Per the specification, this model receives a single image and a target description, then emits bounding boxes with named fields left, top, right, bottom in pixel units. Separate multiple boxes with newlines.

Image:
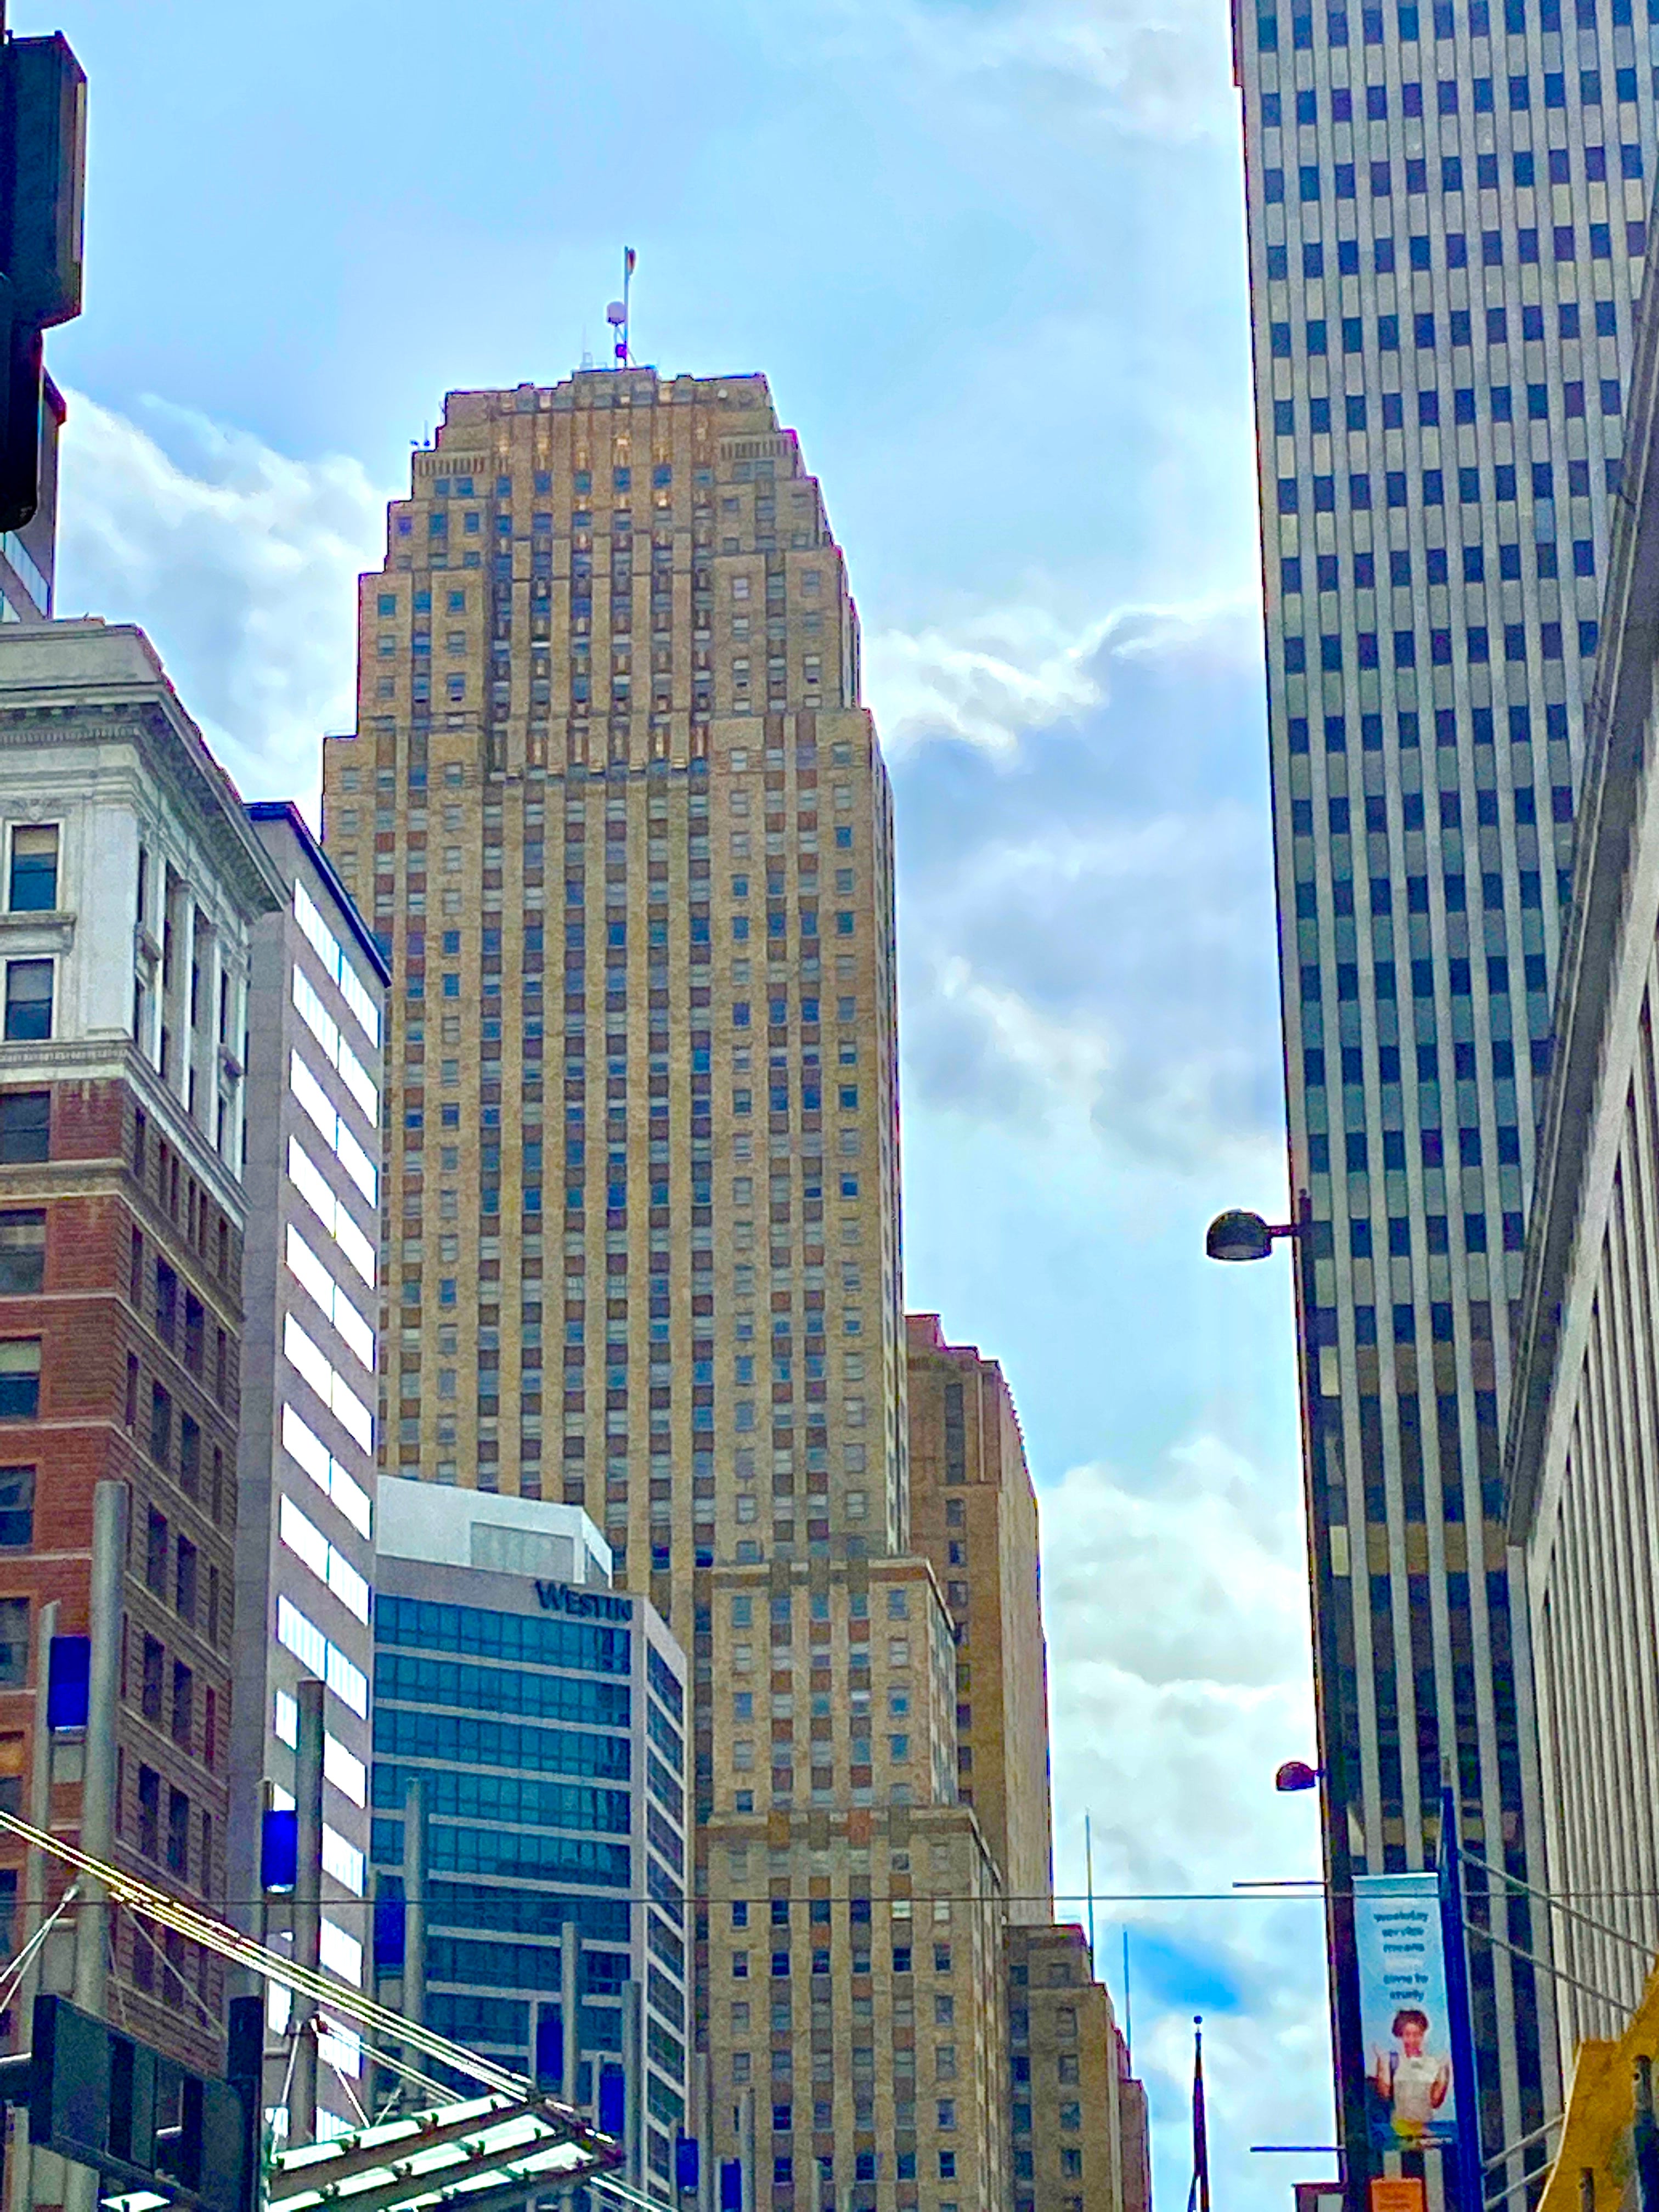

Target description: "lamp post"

left=1207, top=1195, right=1369, bottom=2212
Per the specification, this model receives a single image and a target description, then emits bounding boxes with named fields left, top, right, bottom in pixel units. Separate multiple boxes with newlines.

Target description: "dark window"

left=166, top=1786, right=189, bottom=1876
left=3, top=961, right=52, bottom=1042
left=183, top=1294, right=204, bottom=1378
left=0, top=1341, right=39, bottom=1420
left=175, top=1535, right=198, bottom=1624
left=0, top=1468, right=32, bottom=1548
left=0, top=1597, right=26, bottom=1685
left=150, top=1384, right=171, bottom=1467
left=141, top=1634, right=163, bottom=1723
left=178, top=1415, right=200, bottom=1500
left=171, top=1661, right=193, bottom=1750
left=137, top=1765, right=160, bottom=1859
left=0, top=1093, right=47, bottom=1165
left=0, top=1211, right=44, bottom=1296
left=145, top=1508, right=168, bottom=1596
left=7, top=828, right=57, bottom=915
left=155, top=1263, right=178, bottom=1350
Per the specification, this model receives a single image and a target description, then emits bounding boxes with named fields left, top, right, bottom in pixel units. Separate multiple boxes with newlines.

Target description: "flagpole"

left=1085, top=1815, right=1096, bottom=1973
left=1192, top=2014, right=1212, bottom=2212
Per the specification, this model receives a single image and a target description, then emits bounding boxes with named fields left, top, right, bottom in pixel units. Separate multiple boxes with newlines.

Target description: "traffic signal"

left=0, top=30, right=84, bottom=531
left=27, top=1994, right=254, bottom=2212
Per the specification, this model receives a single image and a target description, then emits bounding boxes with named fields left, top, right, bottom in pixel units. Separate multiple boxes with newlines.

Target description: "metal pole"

left=13, top=1597, right=57, bottom=2212
left=1634, top=2056, right=1659, bottom=2212
left=1290, top=1192, right=1368, bottom=2212
left=1085, top=1814, right=1095, bottom=1974
left=693, top=2050, right=711, bottom=2212
left=73, top=1484, right=125, bottom=2013
left=1438, top=1777, right=1485, bottom=2212
left=20, top=1598, right=58, bottom=1999
left=289, top=1677, right=325, bottom=2148
left=561, top=1919, right=578, bottom=2108
left=402, top=1779, right=425, bottom=2034
left=624, top=1978, right=642, bottom=2189
left=65, top=1485, right=126, bottom=2212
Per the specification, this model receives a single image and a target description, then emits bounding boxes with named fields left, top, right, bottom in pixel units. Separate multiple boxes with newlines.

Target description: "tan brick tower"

left=323, top=368, right=1030, bottom=2210
left=321, top=371, right=904, bottom=1596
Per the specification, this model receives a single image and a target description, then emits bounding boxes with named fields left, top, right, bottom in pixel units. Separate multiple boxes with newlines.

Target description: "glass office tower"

left=1234, top=0, right=1657, bottom=2185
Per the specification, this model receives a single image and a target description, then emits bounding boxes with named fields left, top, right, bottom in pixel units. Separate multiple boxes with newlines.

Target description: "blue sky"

left=40, top=0, right=1334, bottom=2194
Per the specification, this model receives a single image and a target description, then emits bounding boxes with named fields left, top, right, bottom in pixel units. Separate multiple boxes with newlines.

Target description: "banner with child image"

left=1354, top=1873, right=1461, bottom=2153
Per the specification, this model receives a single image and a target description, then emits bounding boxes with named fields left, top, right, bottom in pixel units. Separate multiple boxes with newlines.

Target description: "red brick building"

left=0, top=624, right=280, bottom=2077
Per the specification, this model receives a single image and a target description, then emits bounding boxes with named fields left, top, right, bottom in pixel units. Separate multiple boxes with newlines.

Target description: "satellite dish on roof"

left=606, top=301, right=627, bottom=326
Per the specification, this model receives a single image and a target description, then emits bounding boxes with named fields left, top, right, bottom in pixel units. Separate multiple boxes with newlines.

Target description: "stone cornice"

left=0, top=690, right=283, bottom=923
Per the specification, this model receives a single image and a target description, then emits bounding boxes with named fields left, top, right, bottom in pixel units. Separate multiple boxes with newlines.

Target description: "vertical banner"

left=1353, top=1873, right=1460, bottom=2152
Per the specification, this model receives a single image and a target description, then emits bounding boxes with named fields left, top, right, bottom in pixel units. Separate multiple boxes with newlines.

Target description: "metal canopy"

left=266, top=2090, right=619, bottom=2212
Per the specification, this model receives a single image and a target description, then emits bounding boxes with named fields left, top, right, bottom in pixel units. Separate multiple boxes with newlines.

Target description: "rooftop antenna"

left=606, top=247, right=636, bottom=368
left=1085, top=1814, right=1096, bottom=1974
left=1123, top=1928, right=1133, bottom=2069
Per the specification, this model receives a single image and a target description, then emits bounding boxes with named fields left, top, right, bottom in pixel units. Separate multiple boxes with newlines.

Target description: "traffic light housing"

left=26, top=1994, right=255, bottom=2212
left=0, top=30, right=84, bottom=531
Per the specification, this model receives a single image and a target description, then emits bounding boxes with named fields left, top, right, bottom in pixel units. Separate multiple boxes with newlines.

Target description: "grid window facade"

left=1235, top=0, right=1659, bottom=2166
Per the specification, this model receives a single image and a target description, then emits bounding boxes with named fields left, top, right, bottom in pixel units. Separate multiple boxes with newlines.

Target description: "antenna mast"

left=606, top=247, right=636, bottom=368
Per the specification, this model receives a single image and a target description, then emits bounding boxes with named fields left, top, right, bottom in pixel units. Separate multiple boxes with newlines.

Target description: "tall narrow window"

left=0, top=1342, right=41, bottom=1420
left=140, top=1634, right=162, bottom=1722
left=174, top=1534, right=197, bottom=1623
left=145, top=1506, right=167, bottom=1595
left=170, top=1661, right=193, bottom=1750
left=0, top=1598, right=26, bottom=1685
left=166, top=1787, right=189, bottom=1876
left=149, top=1383, right=171, bottom=1466
left=3, top=961, right=52, bottom=1042
left=8, top=827, right=58, bottom=913
left=0, top=1212, right=44, bottom=1295
left=0, top=1469, right=33, bottom=1548
left=178, top=1415, right=200, bottom=1500
left=137, top=1765, right=160, bottom=1859
left=0, top=1093, right=47, bottom=1164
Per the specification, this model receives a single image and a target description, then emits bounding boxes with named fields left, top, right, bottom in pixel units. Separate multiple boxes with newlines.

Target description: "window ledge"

left=0, top=912, right=72, bottom=951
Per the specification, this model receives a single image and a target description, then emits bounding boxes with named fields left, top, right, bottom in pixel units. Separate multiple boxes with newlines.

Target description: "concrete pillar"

left=561, top=1919, right=578, bottom=2107
left=289, top=1677, right=325, bottom=2147
left=65, top=1486, right=127, bottom=2212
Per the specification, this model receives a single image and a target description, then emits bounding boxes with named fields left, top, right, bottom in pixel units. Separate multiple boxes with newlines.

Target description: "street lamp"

left=1204, top=1208, right=1298, bottom=1263
left=1207, top=1192, right=1368, bottom=2212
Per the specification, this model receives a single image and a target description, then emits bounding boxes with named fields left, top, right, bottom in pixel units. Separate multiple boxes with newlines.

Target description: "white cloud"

left=867, top=594, right=1259, bottom=756
left=808, top=0, right=1237, bottom=140
left=54, top=391, right=390, bottom=808
left=1041, top=1440, right=1333, bottom=2210
left=889, top=592, right=1280, bottom=1174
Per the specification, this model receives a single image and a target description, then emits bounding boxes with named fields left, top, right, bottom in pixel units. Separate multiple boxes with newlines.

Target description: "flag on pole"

left=625, top=247, right=636, bottom=277
left=1186, top=2016, right=1211, bottom=2212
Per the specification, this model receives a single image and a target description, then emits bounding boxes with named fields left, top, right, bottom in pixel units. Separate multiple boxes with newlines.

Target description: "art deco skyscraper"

left=321, top=369, right=904, bottom=1610
left=323, top=370, right=1032, bottom=2206
left=1235, top=0, right=1657, bottom=2183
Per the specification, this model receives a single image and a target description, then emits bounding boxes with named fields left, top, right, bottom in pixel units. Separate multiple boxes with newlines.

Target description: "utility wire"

left=98, top=1888, right=1335, bottom=1910
left=1465, top=1914, right=1628, bottom=2011
left=1483, top=2115, right=1562, bottom=2172
left=1465, top=1850, right=1659, bottom=1965
left=0, top=1806, right=605, bottom=2155
left=0, top=1880, right=78, bottom=2017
